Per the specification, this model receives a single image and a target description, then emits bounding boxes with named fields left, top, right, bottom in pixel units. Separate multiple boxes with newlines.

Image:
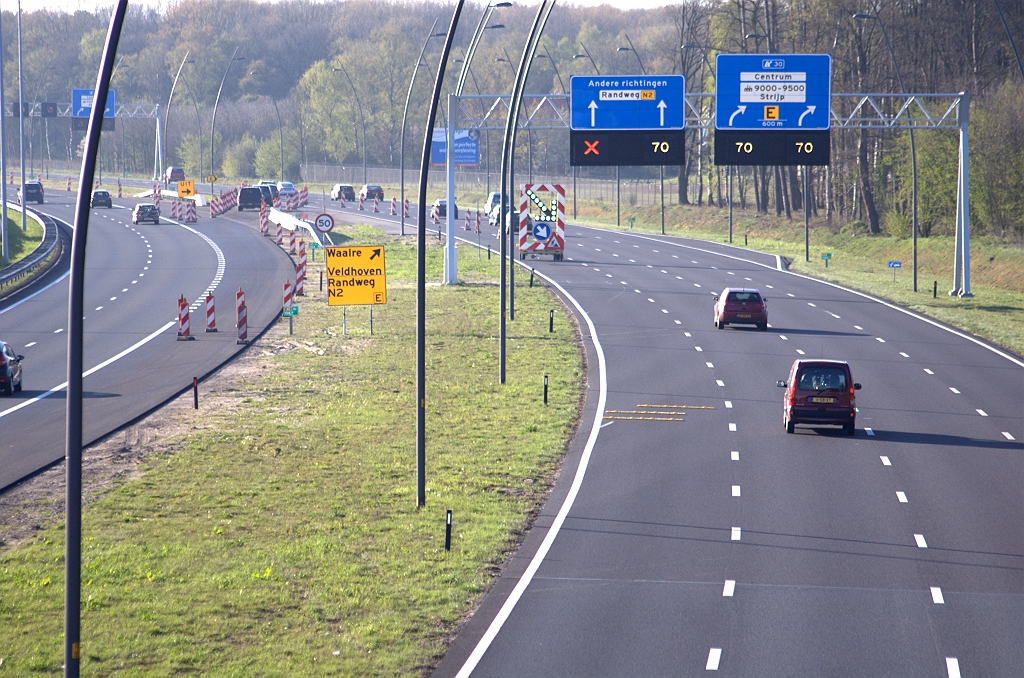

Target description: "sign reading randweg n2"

left=326, top=246, right=387, bottom=306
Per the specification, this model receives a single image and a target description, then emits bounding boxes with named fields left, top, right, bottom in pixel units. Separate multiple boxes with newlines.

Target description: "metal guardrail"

left=0, top=205, right=63, bottom=299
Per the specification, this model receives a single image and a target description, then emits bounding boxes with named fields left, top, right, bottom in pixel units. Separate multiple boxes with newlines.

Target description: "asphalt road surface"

left=0, top=184, right=296, bottom=490
left=386, top=212, right=1023, bottom=676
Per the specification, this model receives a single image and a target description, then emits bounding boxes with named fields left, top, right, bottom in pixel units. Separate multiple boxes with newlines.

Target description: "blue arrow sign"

left=533, top=222, right=551, bottom=241
left=72, top=88, right=116, bottom=119
left=715, top=54, right=831, bottom=131
left=570, top=75, right=684, bottom=131
left=888, top=261, right=902, bottom=268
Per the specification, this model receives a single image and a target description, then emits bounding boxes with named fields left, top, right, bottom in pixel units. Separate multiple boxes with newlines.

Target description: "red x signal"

left=584, top=140, right=600, bottom=155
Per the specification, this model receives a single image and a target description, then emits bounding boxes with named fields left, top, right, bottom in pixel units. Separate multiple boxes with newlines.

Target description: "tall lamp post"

left=456, top=1, right=511, bottom=96
left=0, top=7, right=7, bottom=264
left=572, top=43, right=600, bottom=74
left=211, top=47, right=244, bottom=192
left=617, top=34, right=646, bottom=75
left=534, top=51, right=565, bottom=92
left=251, top=68, right=284, bottom=181
left=179, top=69, right=204, bottom=182
left=164, top=50, right=190, bottom=184
left=17, top=0, right=25, bottom=231
left=854, top=9, right=919, bottom=291
left=400, top=22, right=444, bottom=236
left=333, top=63, right=367, bottom=186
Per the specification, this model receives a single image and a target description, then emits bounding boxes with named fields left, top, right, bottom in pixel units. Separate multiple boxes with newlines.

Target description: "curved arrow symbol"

left=798, top=105, right=816, bottom=126
left=729, top=106, right=746, bottom=126
left=589, top=100, right=598, bottom=127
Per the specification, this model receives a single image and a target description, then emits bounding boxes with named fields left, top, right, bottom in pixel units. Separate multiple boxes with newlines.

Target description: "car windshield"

left=796, top=366, right=848, bottom=391
left=727, top=292, right=761, bottom=302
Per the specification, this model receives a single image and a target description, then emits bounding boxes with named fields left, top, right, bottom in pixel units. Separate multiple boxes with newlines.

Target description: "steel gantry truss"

left=452, top=92, right=973, bottom=296
left=2, top=102, right=159, bottom=117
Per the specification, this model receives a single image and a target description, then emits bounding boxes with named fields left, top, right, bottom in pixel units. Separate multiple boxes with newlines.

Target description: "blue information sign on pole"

left=570, top=75, right=684, bottom=131
left=72, top=88, right=116, bottom=118
left=715, top=54, right=830, bottom=131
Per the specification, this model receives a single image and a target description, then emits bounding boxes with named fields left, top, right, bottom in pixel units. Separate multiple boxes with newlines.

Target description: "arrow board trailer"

left=326, top=246, right=387, bottom=306
left=519, top=184, right=565, bottom=260
left=571, top=75, right=684, bottom=131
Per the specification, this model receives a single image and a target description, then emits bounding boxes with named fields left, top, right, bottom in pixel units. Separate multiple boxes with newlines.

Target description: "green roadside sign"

left=821, top=252, right=832, bottom=259
left=282, top=305, right=299, bottom=317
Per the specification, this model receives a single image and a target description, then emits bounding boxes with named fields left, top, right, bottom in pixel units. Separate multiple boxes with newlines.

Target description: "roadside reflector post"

left=487, top=246, right=491, bottom=260
left=370, top=307, right=373, bottom=336
left=343, top=307, right=347, bottom=335
left=289, top=314, right=293, bottom=335
left=933, top=280, right=937, bottom=298
left=320, top=270, right=323, bottom=292
left=549, top=309, right=554, bottom=333
left=544, top=375, right=548, bottom=405
left=193, top=377, right=198, bottom=409
left=529, top=268, right=534, bottom=288
left=745, top=233, right=748, bottom=246
left=445, top=509, right=452, bottom=551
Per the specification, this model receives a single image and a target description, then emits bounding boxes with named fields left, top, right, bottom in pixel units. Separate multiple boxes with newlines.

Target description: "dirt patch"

left=0, top=322, right=290, bottom=555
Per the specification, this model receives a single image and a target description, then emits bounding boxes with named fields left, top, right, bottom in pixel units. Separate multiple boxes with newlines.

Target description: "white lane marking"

left=854, top=325, right=863, bottom=330
left=0, top=321, right=177, bottom=421
left=830, top=313, right=841, bottom=318
left=732, top=485, right=741, bottom=497
left=694, top=283, right=701, bottom=287
left=600, top=420, right=614, bottom=429
left=620, top=281, right=627, bottom=284
left=684, top=332, right=692, bottom=337
left=711, top=266, right=718, bottom=269
left=706, top=648, right=722, bottom=670
left=138, top=273, right=144, bottom=277
left=707, top=362, right=715, bottom=368
left=896, top=492, right=908, bottom=503
left=121, top=288, right=128, bottom=292
left=796, top=349, right=805, bottom=355
left=629, top=259, right=635, bottom=262
left=1003, top=432, right=1015, bottom=440
left=727, top=271, right=734, bottom=275
left=808, top=302, right=816, bottom=307
left=865, top=428, right=875, bottom=436
left=695, top=346, right=703, bottom=351
left=780, top=335, right=788, bottom=340
left=744, top=277, right=752, bottom=281
left=914, top=534, right=928, bottom=548
left=672, top=254, right=677, bottom=258
left=612, top=254, right=618, bottom=257
left=716, top=380, right=725, bottom=387
left=723, top=580, right=736, bottom=596
left=593, top=268, right=601, bottom=272
left=728, top=423, right=737, bottom=431
left=899, top=352, right=909, bottom=357
left=691, top=260, right=697, bottom=263
left=635, top=290, right=641, bottom=294
left=452, top=251, right=608, bottom=678
left=0, top=269, right=71, bottom=316
left=731, top=451, right=739, bottom=460
left=25, top=342, right=36, bottom=347
left=765, top=285, right=774, bottom=289
left=949, top=387, right=960, bottom=394
left=143, top=266, right=148, bottom=270
left=924, top=368, right=934, bottom=374
left=648, top=298, right=655, bottom=303
left=605, top=274, right=612, bottom=278
left=109, top=296, right=117, bottom=301
left=594, top=248, right=601, bottom=251
left=566, top=258, right=574, bottom=261
left=652, top=249, right=659, bottom=252
left=931, top=587, right=944, bottom=604
left=646, top=265, right=652, bottom=268
left=661, top=309, right=668, bottom=313
left=880, top=456, right=891, bottom=466
left=95, top=306, right=103, bottom=311
left=977, top=409, right=988, bottom=416
left=730, top=527, right=741, bottom=540
left=676, top=276, right=683, bottom=279
left=581, top=263, right=588, bottom=267
left=131, top=280, right=137, bottom=284
left=724, top=401, right=732, bottom=408
left=674, top=320, right=681, bottom=324
left=946, top=658, right=961, bottom=678
left=876, top=337, right=886, bottom=343
left=661, top=270, right=667, bottom=274
left=54, top=328, right=63, bottom=334
left=787, top=293, right=795, bottom=297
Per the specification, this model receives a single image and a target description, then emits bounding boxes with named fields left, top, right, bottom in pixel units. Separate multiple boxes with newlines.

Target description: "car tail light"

left=0, top=353, right=6, bottom=368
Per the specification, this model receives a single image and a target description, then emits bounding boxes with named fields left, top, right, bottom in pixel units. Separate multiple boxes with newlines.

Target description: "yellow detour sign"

left=177, top=179, right=196, bottom=198
left=326, top=246, right=387, bottom=306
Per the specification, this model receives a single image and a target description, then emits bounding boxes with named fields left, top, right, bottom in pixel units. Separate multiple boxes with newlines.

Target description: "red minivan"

left=778, top=359, right=861, bottom=435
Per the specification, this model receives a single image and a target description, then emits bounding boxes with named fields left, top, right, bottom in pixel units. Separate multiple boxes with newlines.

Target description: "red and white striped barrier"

left=185, top=201, right=197, bottom=223
left=465, top=210, right=471, bottom=230
left=276, top=221, right=283, bottom=244
left=259, top=202, right=269, bottom=234
left=117, top=180, right=122, bottom=198
left=177, top=296, right=193, bottom=340
left=273, top=196, right=281, bottom=210
left=283, top=280, right=293, bottom=309
left=358, top=196, right=365, bottom=211
left=297, top=187, right=308, bottom=206
left=404, top=199, right=410, bottom=218
left=475, top=209, right=481, bottom=232
left=373, top=196, right=380, bottom=213
left=66, top=177, right=72, bottom=191
left=94, top=179, right=100, bottom=190
left=338, top=195, right=346, bottom=208
left=288, top=228, right=296, bottom=254
left=152, top=186, right=161, bottom=211
left=236, top=288, right=248, bottom=344
left=390, top=198, right=397, bottom=215
left=170, top=200, right=181, bottom=220
left=432, top=207, right=439, bottom=224
left=296, top=240, right=306, bottom=296
left=205, top=294, right=217, bottom=332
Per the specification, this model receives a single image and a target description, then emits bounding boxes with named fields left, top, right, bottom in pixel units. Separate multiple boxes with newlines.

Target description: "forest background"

left=3, top=0, right=1023, bottom=239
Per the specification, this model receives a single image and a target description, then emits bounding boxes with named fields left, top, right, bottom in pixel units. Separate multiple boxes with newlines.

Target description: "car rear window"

left=796, top=366, right=848, bottom=391
left=727, top=291, right=761, bottom=302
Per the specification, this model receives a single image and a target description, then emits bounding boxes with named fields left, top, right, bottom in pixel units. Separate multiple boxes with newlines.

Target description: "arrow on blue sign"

left=570, top=75, right=685, bottom=131
left=715, top=54, right=831, bottom=131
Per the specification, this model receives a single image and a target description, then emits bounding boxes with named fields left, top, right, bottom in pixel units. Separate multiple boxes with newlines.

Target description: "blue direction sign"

left=888, top=261, right=902, bottom=268
left=533, top=222, right=551, bottom=241
left=72, top=88, right=116, bottom=118
left=715, top=54, right=830, bottom=131
left=570, top=75, right=684, bottom=131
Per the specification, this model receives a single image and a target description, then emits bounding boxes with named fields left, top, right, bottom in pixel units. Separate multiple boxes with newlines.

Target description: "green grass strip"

left=0, top=226, right=583, bottom=675
left=0, top=212, right=44, bottom=268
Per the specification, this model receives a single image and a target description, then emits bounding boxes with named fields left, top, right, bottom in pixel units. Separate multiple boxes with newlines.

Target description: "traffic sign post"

left=822, top=252, right=832, bottom=268
left=313, top=213, right=335, bottom=233
left=325, top=246, right=387, bottom=306
left=518, top=184, right=565, bottom=259
left=177, top=180, right=195, bottom=198
left=282, top=305, right=299, bottom=317
left=889, top=260, right=902, bottom=282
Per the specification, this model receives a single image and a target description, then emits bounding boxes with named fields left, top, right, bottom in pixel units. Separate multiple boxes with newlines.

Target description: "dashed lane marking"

left=896, top=492, right=908, bottom=503
left=1003, top=432, right=1015, bottom=440
left=730, top=451, right=739, bottom=460
left=900, top=352, right=909, bottom=357
left=931, top=587, right=944, bottom=604
left=914, top=534, right=928, bottom=548
left=717, top=380, right=725, bottom=387
left=796, top=349, right=805, bottom=355
left=865, top=428, right=875, bottom=436
left=723, top=580, right=736, bottom=596
left=924, top=369, right=934, bottom=374
left=695, top=346, right=703, bottom=351
left=854, top=325, right=863, bottom=330
left=946, top=657, right=961, bottom=678
left=707, top=362, right=715, bottom=368
left=880, top=456, right=891, bottom=465
left=977, top=409, right=988, bottom=416
left=949, top=387, right=960, bottom=394
left=724, top=401, right=732, bottom=408
left=730, top=527, right=741, bottom=541
left=706, top=648, right=722, bottom=671
left=780, top=335, right=788, bottom=340
left=876, top=337, right=886, bottom=343
left=732, top=485, right=741, bottom=497
left=728, top=423, right=737, bottom=431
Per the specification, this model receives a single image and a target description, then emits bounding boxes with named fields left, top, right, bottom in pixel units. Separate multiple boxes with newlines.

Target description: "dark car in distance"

left=238, top=186, right=264, bottom=211
left=132, top=203, right=160, bottom=225
left=18, top=180, right=44, bottom=205
left=91, top=189, right=112, bottom=208
left=0, top=340, right=24, bottom=395
left=331, top=184, right=356, bottom=202
left=713, top=288, right=768, bottom=331
left=778, top=359, right=861, bottom=435
left=432, top=198, right=458, bottom=219
left=164, top=166, right=186, bottom=183
left=257, top=185, right=275, bottom=207
left=359, top=184, right=384, bottom=201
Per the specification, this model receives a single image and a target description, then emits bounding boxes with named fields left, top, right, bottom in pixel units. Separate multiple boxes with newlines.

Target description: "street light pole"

left=17, top=0, right=25, bottom=230
left=252, top=68, right=284, bottom=181
left=211, top=47, right=243, bottom=192
left=0, top=9, right=7, bottom=265
left=456, top=2, right=511, bottom=96
left=572, top=43, right=601, bottom=75
left=333, top=63, right=367, bottom=186
left=164, top=50, right=190, bottom=184
left=617, top=34, right=646, bottom=75
left=179, top=71, right=203, bottom=181
left=401, top=21, right=442, bottom=237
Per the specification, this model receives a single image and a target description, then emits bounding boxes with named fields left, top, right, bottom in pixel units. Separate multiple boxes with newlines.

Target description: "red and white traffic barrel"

left=390, top=198, right=397, bottom=215
left=117, top=179, right=122, bottom=198
left=288, top=228, right=296, bottom=254
left=404, top=199, right=410, bottom=217
left=66, top=177, right=72, bottom=191
left=205, top=294, right=217, bottom=331
left=236, top=288, right=248, bottom=344
left=177, top=296, right=194, bottom=340
left=465, top=210, right=471, bottom=230
left=276, top=221, right=283, bottom=245
left=296, top=240, right=307, bottom=295
left=373, top=196, right=380, bottom=213
left=283, top=280, right=293, bottom=309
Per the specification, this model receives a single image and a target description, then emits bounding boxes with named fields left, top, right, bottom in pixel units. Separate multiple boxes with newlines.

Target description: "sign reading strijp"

left=325, top=246, right=387, bottom=306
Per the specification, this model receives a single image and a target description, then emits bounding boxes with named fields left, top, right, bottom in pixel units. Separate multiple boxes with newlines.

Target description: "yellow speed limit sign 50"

left=326, top=246, right=387, bottom=306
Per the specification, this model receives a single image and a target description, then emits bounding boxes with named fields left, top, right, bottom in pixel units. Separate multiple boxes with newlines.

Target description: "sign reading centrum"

left=715, top=54, right=831, bottom=131
left=326, top=246, right=387, bottom=306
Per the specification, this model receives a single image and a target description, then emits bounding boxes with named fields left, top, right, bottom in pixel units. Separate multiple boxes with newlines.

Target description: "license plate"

left=737, top=314, right=751, bottom=318
left=809, top=397, right=835, bottom=403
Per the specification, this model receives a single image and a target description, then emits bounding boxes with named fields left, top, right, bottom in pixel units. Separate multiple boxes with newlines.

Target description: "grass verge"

left=0, top=212, right=44, bottom=268
left=0, top=225, right=584, bottom=675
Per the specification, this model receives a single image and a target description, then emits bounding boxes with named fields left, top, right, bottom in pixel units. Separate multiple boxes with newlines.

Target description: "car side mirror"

left=16, top=355, right=24, bottom=361
left=712, top=295, right=719, bottom=301
left=777, top=380, right=787, bottom=388
left=854, top=383, right=862, bottom=390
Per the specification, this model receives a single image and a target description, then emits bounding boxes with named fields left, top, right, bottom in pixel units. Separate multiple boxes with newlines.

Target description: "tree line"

left=1, top=0, right=1022, bottom=239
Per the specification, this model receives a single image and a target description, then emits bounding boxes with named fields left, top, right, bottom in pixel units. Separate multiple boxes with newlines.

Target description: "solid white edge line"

left=571, top=225, right=1024, bottom=369
left=451, top=243, right=607, bottom=678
